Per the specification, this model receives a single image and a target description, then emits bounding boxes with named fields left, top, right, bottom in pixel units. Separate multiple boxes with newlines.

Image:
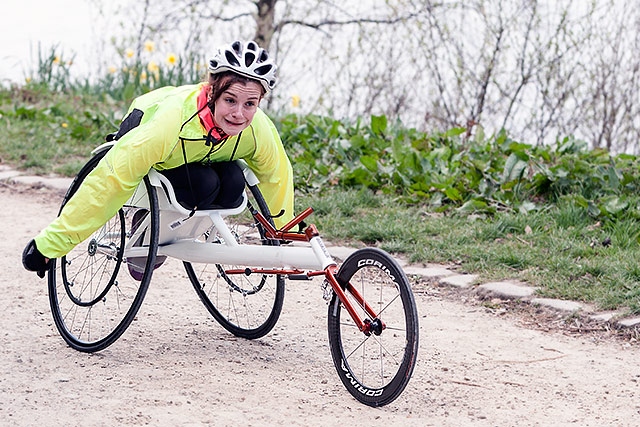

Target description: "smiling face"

left=212, top=80, right=263, bottom=136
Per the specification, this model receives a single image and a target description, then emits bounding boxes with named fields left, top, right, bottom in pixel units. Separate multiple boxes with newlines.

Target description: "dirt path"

left=1, top=184, right=639, bottom=427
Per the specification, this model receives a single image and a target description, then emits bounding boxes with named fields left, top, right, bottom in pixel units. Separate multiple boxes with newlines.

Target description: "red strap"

left=196, top=85, right=227, bottom=141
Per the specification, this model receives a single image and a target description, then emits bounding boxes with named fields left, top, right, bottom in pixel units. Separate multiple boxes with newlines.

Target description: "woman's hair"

left=207, top=71, right=265, bottom=109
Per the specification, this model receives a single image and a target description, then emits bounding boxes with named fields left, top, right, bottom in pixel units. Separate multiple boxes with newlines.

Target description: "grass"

left=0, top=86, right=123, bottom=176
left=297, top=189, right=640, bottom=314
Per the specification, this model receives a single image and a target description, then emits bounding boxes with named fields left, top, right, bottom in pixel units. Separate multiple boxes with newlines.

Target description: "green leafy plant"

left=281, top=115, right=640, bottom=225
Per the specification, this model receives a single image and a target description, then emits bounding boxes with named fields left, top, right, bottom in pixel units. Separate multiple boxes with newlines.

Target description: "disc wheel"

left=184, top=183, right=285, bottom=339
left=48, top=148, right=159, bottom=352
left=327, top=247, right=419, bottom=407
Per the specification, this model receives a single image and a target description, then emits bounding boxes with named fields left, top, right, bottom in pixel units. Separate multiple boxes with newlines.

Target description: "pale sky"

left=0, top=0, right=96, bottom=83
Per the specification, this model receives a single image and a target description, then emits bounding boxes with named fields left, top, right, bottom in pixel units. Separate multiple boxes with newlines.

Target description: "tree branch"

left=200, top=11, right=254, bottom=21
left=276, top=12, right=420, bottom=33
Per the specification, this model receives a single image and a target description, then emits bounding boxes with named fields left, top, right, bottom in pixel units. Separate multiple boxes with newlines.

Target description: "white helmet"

left=208, top=40, right=277, bottom=93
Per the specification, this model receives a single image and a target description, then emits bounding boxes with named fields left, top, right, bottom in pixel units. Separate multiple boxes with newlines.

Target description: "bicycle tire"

left=48, top=147, right=159, bottom=352
left=184, top=182, right=285, bottom=339
left=327, top=247, right=419, bottom=407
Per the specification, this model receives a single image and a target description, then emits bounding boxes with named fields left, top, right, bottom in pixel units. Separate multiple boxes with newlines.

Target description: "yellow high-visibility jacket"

left=35, top=83, right=294, bottom=258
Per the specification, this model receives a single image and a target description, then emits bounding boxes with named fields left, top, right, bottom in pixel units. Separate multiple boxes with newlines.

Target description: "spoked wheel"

left=184, top=183, right=285, bottom=339
left=328, top=247, right=419, bottom=407
left=48, top=148, right=159, bottom=353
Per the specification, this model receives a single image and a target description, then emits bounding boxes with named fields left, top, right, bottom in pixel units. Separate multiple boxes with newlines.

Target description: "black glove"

left=22, top=239, right=48, bottom=278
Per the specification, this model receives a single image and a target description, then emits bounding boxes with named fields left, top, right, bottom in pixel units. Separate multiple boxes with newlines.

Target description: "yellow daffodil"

left=108, top=66, right=117, bottom=74
left=144, top=40, right=155, bottom=53
left=53, top=56, right=61, bottom=65
left=125, top=48, right=134, bottom=59
left=166, top=53, right=177, bottom=66
left=147, top=61, right=159, bottom=73
left=25, top=77, right=32, bottom=84
left=140, top=71, right=147, bottom=81
left=61, top=123, right=68, bottom=128
left=291, top=94, right=301, bottom=108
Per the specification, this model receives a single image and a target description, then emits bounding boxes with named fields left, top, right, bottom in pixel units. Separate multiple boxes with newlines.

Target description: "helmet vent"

left=245, top=52, right=256, bottom=67
left=225, top=50, right=240, bottom=67
left=254, top=65, right=272, bottom=76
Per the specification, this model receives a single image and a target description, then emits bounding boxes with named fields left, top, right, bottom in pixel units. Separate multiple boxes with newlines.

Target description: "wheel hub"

left=363, top=318, right=384, bottom=336
left=87, top=239, right=97, bottom=256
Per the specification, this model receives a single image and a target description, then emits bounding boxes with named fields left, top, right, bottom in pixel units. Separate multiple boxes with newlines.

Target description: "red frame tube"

left=232, top=208, right=385, bottom=334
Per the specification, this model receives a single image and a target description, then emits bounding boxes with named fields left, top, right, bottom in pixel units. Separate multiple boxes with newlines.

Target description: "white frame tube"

left=157, top=241, right=323, bottom=270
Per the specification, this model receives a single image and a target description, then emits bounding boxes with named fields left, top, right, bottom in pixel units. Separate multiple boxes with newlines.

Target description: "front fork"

left=323, top=265, right=386, bottom=336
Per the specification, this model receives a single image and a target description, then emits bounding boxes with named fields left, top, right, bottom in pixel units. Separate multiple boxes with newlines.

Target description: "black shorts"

left=160, top=161, right=245, bottom=210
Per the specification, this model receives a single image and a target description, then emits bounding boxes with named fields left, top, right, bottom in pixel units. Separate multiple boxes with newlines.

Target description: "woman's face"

left=213, top=81, right=263, bottom=135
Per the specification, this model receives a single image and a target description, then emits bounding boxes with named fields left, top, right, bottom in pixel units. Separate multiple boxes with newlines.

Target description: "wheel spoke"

left=328, top=248, right=418, bottom=407
left=185, top=185, right=285, bottom=340
left=49, top=152, right=157, bottom=353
